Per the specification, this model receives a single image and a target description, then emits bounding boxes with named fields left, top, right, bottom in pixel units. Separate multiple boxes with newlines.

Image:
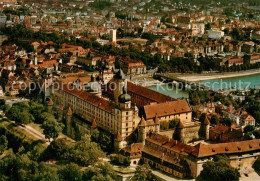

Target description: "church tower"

left=118, top=84, right=131, bottom=109
left=113, top=69, right=126, bottom=105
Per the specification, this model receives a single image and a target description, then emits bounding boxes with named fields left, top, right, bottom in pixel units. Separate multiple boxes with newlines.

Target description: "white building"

left=109, top=29, right=117, bottom=43
left=208, top=30, right=224, bottom=39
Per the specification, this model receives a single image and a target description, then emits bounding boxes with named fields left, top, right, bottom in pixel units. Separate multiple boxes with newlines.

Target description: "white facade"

left=208, top=30, right=224, bottom=39
left=109, top=29, right=117, bottom=42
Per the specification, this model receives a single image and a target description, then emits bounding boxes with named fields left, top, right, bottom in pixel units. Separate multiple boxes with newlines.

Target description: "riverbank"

left=175, top=68, right=260, bottom=82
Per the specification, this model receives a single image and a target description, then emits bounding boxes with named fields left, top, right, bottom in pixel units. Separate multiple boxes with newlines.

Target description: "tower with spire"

left=113, top=69, right=126, bottom=105
left=118, top=84, right=131, bottom=109
left=47, top=98, right=54, bottom=112
left=114, top=83, right=132, bottom=152
left=90, top=119, right=97, bottom=135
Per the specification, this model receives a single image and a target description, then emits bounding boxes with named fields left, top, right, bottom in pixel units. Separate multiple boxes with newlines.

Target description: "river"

left=148, top=84, right=189, bottom=99
left=148, top=73, right=260, bottom=98
left=200, top=73, right=260, bottom=91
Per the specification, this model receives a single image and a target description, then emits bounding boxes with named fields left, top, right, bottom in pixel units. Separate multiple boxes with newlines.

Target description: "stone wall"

left=183, top=126, right=200, bottom=144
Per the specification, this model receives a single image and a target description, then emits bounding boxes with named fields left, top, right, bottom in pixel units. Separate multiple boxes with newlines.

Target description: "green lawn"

left=113, top=167, right=135, bottom=174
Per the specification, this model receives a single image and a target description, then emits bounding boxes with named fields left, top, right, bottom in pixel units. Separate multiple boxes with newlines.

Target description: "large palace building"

left=50, top=69, right=196, bottom=150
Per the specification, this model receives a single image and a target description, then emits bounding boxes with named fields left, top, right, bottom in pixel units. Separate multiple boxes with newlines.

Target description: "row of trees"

left=160, top=119, right=179, bottom=130
left=0, top=128, right=153, bottom=181
left=41, top=136, right=105, bottom=166
left=0, top=150, right=116, bottom=181
left=197, top=155, right=239, bottom=181
left=2, top=99, right=65, bottom=142
left=189, top=90, right=238, bottom=107
left=242, top=95, right=260, bottom=126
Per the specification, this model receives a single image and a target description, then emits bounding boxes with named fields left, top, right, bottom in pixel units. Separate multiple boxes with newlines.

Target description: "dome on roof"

left=118, top=93, right=131, bottom=103
left=85, top=80, right=101, bottom=94
left=118, top=85, right=131, bottom=103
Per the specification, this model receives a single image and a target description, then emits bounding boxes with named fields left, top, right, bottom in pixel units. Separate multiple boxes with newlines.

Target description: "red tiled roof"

left=127, top=81, right=173, bottom=103
left=143, top=100, right=191, bottom=119
left=115, top=132, right=122, bottom=141
left=227, top=58, right=243, bottom=64
left=91, top=119, right=97, bottom=128
left=191, top=139, right=260, bottom=158
left=48, top=98, right=54, bottom=106
left=122, top=143, right=143, bottom=154
left=67, top=107, right=73, bottom=116
left=57, top=83, right=116, bottom=112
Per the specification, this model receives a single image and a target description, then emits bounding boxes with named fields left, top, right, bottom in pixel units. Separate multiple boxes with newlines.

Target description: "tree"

left=5, top=106, right=20, bottom=121
left=210, top=115, right=219, bottom=125
left=83, top=162, right=117, bottom=180
left=0, top=150, right=59, bottom=181
left=0, top=135, right=8, bottom=154
left=222, top=118, right=232, bottom=127
left=160, top=121, right=169, bottom=130
left=58, top=163, right=82, bottom=181
left=36, top=163, right=60, bottom=181
left=205, top=23, right=211, bottom=30
left=253, top=130, right=260, bottom=139
left=192, top=111, right=198, bottom=119
left=215, top=105, right=222, bottom=115
left=244, top=125, right=255, bottom=134
left=29, top=101, right=46, bottom=122
left=16, top=111, right=33, bottom=125
left=123, top=157, right=131, bottom=166
left=133, top=164, right=153, bottom=181
left=38, top=112, right=55, bottom=124
left=40, top=138, right=72, bottom=161
left=70, top=135, right=105, bottom=166
left=197, top=156, right=239, bottom=181
left=41, top=135, right=105, bottom=167
left=169, top=119, right=179, bottom=128
left=1, top=104, right=10, bottom=113
left=0, top=99, right=5, bottom=106
left=199, top=113, right=207, bottom=123
left=98, top=131, right=113, bottom=153
left=5, top=103, right=34, bottom=125
left=42, top=118, right=64, bottom=141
